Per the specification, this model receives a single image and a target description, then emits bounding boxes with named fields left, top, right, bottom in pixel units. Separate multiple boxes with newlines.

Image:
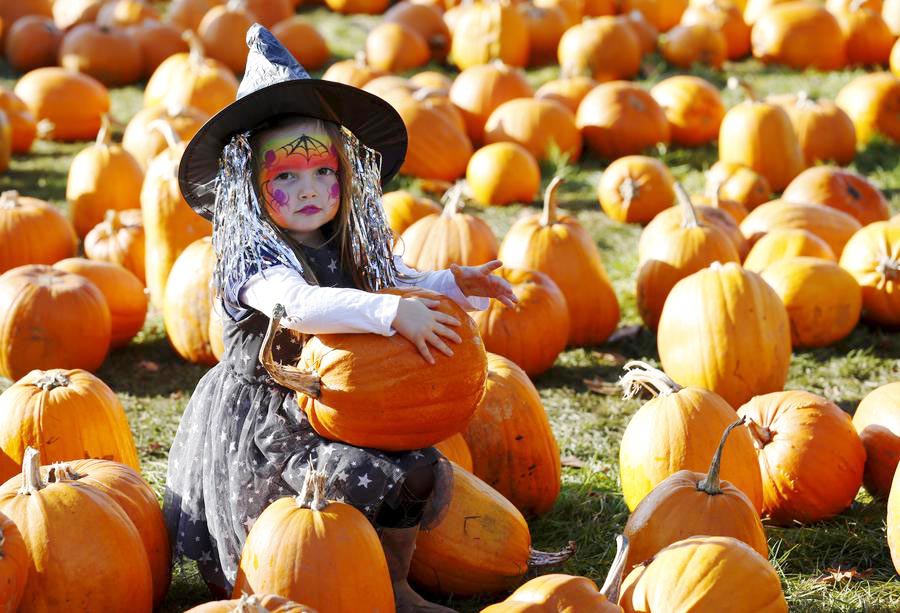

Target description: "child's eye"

left=317, top=167, right=336, bottom=176
left=274, top=171, right=295, bottom=181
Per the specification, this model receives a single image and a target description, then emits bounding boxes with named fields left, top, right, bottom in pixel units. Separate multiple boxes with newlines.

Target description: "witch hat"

left=178, top=23, right=407, bottom=220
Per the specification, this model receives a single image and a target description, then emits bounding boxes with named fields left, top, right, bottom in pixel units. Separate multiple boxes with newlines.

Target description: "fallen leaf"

left=814, top=567, right=874, bottom=585
left=607, top=325, right=642, bottom=344
left=583, top=378, right=621, bottom=395
left=560, top=455, right=586, bottom=468
left=138, top=360, right=160, bottom=372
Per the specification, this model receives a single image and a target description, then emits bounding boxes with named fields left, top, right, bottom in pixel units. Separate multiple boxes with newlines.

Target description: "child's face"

left=255, top=119, right=341, bottom=236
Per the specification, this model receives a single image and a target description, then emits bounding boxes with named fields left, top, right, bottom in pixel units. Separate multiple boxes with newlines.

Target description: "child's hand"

left=392, top=296, right=462, bottom=365
left=450, top=260, right=518, bottom=308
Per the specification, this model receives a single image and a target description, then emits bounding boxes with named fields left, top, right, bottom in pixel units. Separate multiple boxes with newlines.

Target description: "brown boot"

left=379, top=527, right=458, bottom=613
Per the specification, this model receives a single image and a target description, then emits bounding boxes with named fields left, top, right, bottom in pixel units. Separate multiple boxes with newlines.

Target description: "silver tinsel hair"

left=210, top=125, right=400, bottom=308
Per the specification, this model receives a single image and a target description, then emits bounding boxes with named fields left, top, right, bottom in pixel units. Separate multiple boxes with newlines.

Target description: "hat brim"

left=178, top=78, right=408, bottom=220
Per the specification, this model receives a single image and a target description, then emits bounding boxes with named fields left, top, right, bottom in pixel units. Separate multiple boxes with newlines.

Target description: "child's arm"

left=393, top=257, right=516, bottom=311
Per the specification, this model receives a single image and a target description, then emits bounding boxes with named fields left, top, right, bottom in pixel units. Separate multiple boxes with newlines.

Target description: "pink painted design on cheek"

left=330, top=182, right=340, bottom=200
left=264, top=149, right=276, bottom=168
left=273, top=188, right=288, bottom=206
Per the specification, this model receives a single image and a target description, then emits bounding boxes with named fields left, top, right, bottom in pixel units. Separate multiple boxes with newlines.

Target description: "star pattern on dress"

left=357, top=473, right=372, bottom=488
left=199, top=551, right=213, bottom=563
left=243, top=515, right=256, bottom=531
left=336, top=470, right=348, bottom=481
left=328, top=258, right=337, bottom=273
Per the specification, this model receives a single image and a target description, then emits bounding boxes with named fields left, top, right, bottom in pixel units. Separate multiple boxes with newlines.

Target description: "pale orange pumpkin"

left=557, top=16, right=642, bottom=82
left=738, top=390, right=865, bottom=525
left=767, top=92, right=857, bottom=166
left=751, top=1, right=847, bottom=70
left=743, top=228, right=835, bottom=272
left=0, top=511, right=27, bottom=612
left=705, top=160, right=772, bottom=211
left=834, top=4, right=895, bottom=66
left=449, top=61, right=533, bottom=144
left=58, top=22, right=143, bottom=86
left=835, top=71, right=900, bottom=144
left=639, top=199, right=749, bottom=261
left=95, top=0, right=161, bottom=27
left=498, top=178, right=620, bottom=346
left=597, top=156, right=675, bottom=224
left=782, top=166, right=889, bottom=226
left=740, top=199, right=862, bottom=257
left=885, top=0, right=900, bottom=34
left=0, top=191, right=77, bottom=275
left=577, top=81, right=671, bottom=160
left=853, top=382, right=900, bottom=499
left=271, top=17, right=330, bottom=71
left=484, top=97, right=582, bottom=162
left=163, top=236, right=218, bottom=366
left=449, top=2, right=530, bottom=70
left=84, top=208, right=146, bottom=285
left=5, top=15, right=63, bottom=73
left=14, top=66, right=110, bottom=142
left=466, top=142, right=541, bottom=206
left=650, top=75, right=726, bottom=147
left=839, top=220, right=900, bottom=326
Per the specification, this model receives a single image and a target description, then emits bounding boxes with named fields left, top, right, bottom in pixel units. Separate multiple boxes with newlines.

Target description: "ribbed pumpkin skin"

left=619, top=386, right=763, bottom=513
left=399, top=206, right=499, bottom=271
left=835, top=72, right=900, bottom=145
left=639, top=204, right=749, bottom=265
left=0, top=193, right=76, bottom=274
left=187, top=595, right=317, bottom=612
left=449, top=63, right=533, bottom=144
left=61, top=458, right=170, bottom=607
left=449, top=3, right=529, bottom=70
left=597, top=156, right=675, bottom=224
left=782, top=167, right=889, bottom=226
left=472, top=268, right=569, bottom=377
left=481, top=574, right=621, bottom=612
left=434, top=433, right=474, bottom=471
left=53, top=258, right=147, bottom=349
left=838, top=221, right=900, bottom=326
left=751, top=2, right=846, bottom=70
left=298, top=288, right=487, bottom=451
left=461, top=354, right=561, bottom=517
left=705, top=160, right=772, bottom=211
left=0, top=369, right=139, bottom=482
left=144, top=50, right=239, bottom=117
left=0, top=266, right=111, bottom=380
left=853, top=382, right=900, bottom=499
left=649, top=75, right=725, bottom=147
left=738, top=390, right=866, bottom=525
left=394, top=97, right=473, bottom=181
left=619, top=536, right=787, bottom=613
left=760, top=257, right=862, bottom=347
left=577, top=81, right=671, bottom=160
left=13, top=67, right=110, bottom=142
left=163, top=237, right=217, bottom=366
left=410, top=464, right=532, bottom=596
left=0, top=457, right=153, bottom=613
left=740, top=199, right=862, bottom=257
left=83, top=208, right=146, bottom=284
left=0, top=512, right=27, bottom=613
left=233, top=497, right=394, bottom=612
left=718, top=100, right=805, bottom=192
left=768, top=94, right=857, bottom=166
left=743, top=228, right=835, bottom=272
left=142, top=143, right=212, bottom=309
left=657, top=262, right=791, bottom=408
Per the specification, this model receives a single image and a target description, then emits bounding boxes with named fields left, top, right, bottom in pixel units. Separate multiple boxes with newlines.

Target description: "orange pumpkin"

left=262, top=288, right=487, bottom=451
left=472, top=268, right=569, bottom=377
left=835, top=71, right=900, bottom=144
left=639, top=200, right=749, bottom=261
left=0, top=266, right=111, bottom=380
left=650, top=75, right=726, bottom=147
left=242, top=0, right=292, bottom=28
left=835, top=4, right=895, bottom=66
left=365, top=23, right=431, bottom=73
left=163, top=237, right=218, bottom=366
left=534, top=75, right=599, bottom=114
left=466, top=143, right=541, bottom=206
left=557, top=16, right=642, bottom=82
left=168, top=0, right=223, bottom=32
left=782, top=166, right=889, bottom=226
left=751, top=2, right=847, bottom=70
left=839, top=221, right=900, bottom=326
left=498, top=178, right=620, bottom=346
left=681, top=0, right=751, bottom=59
left=597, top=156, right=675, bottom=224
left=434, top=433, right=474, bottom=471
left=449, top=2, right=530, bottom=69
left=0, top=0, right=52, bottom=38
left=84, top=209, right=145, bottom=284
left=738, top=390, right=865, bottom=525
left=767, top=92, right=857, bottom=166
left=324, top=0, right=390, bottom=14
left=187, top=595, right=316, bottom=613
left=577, top=81, right=671, bottom=160
left=198, top=2, right=255, bottom=75
left=621, top=9, right=659, bottom=53
left=381, top=190, right=442, bottom=238
left=740, top=199, right=862, bottom=256
left=53, top=258, right=147, bottom=349
left=852, top=382, right=900, bottom=499
left=322, top=52, right=385, bottom=88
left=688, top=193, right=748, bottom=224
left=271, top=17, right=330, bottom=71
left=660, top=22, right=727, bottom=68
left=394, top=96, right=473, bottom=181
left=0, top=191, right=77, bottom=275
left=0, top=369, right=139, bottom=483
left=95, top=0, right=161, bottom=27
left=0, top=511, right=27, bottom=612
left=383, top=1, right=452, bottom=62
left=0, top=88, right=37, bottom=154
left=484, top=97, right=582, bottom=162
left=58, top=23, right=143, bottom=86
left=461, top=354, right=561, bottom=517
left=519, top=2, right=569, bottom=66
left=122, top=104, right=209, bottom=171
left=13, top=66, right=110, bottom=142
left=618, top=362, right=764, bottom=513
left=449, top=62, right=533, bottom=144
left=52, top=0, right=107, bottom=30
left=743, top=228, right=835, bottom=272
left=705, top=160, right=772, bottom=211
left=128, top=19, right=192, bottom=78
left=620, top=0, right=688, bottom=31
left=5, top=15, right=62, bottom=73
left=623, top=418, right=768, bottom=570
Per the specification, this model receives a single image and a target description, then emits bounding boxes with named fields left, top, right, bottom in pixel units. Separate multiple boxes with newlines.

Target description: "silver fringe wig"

left=209, top=127, right=400, bottom=307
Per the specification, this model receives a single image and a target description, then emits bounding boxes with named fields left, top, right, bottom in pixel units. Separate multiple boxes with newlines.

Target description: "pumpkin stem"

left=527, top=540, right=577, bottom=567
left=231, top=594, right=274, bottom=613
left=259, top=304, right=322, bottom=398
left=18, top=448, right=46, bottom=496
left=876, top=256, right=900, bottom=282
left=104, top=209, right=122, bottom=232
left=147, top=119, right=182, bottom=151
left=296, top=467, right=329, bottom=512
left=745, top=417, right=773, bottom=449
left=599, top=535, right=629, bottom=604
left=440, top=183, right=465, bottom=218
left=96, top=114, right=112, bottom=147
left=618, top=177, right=639, bottom=207
left=33, top=370, right=71, bottom=391
left=183, top=30, right=206, bottom=64
left=726, top=77, right=757, bottom=103
left=353, top=50, right=368, bottom=67
left=540, top=176, right=564, bottom=226
left=619, top=360, right=682, bottom=399
left=675, top=183, right=701, bottom=229
left=46, top=462, right=78, bottom=484
left=0, top=190, right=19, bottom=209
left=697, top=417, right=746, bottom=495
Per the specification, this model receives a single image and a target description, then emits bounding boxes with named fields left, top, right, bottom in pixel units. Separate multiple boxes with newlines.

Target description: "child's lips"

left=295, top=205, right=321, bottom=215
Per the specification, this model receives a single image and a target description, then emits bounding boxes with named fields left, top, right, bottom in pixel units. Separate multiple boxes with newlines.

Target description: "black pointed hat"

left=178, top=23, right=408, bottom=219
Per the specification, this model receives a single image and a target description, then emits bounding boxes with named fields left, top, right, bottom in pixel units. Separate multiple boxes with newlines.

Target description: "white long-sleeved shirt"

left=238, top=257, right=489, bottom=336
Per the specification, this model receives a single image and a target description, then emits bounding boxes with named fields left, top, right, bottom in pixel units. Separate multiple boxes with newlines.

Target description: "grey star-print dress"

left=163, top=242, right=449, bottom=592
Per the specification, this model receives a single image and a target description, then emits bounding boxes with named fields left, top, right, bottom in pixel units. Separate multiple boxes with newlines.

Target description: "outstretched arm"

left=393, top=257, right=516, bottom=311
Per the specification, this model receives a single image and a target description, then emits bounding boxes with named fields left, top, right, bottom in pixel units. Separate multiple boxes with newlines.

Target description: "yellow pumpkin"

left=163, top=237, right=218, bottom=365
left=839, top=221, right=900, bottom=326
left=835, top=72, right=900, bottom=145
left=649, top=75, right=726, bottom=147
left=743, top=228, right=835, bottom=272
left=466, top=142, right=541, bottom=206
left=449, top=2, right=530, bottom=70
left=740, top=199, right=862, bottom=257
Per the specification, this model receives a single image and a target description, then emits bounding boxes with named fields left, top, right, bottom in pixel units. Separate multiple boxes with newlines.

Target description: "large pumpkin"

left=619, top=536, right=787, bottom=613
left=751, top=2, right=846, bottom=70
left=187, top=595, right=316, bottom=612
left=461, top=354, right=561, bottom=517
left=233, top=472, right=394, bottom=612
left=449, top=62, right=533, bottom=144
left=163, top=236, right=218, bottom=366
left=263, top=288, right=488, bottom=451
left=0, top=511, right=27, bottom=612
left=740, top=199, right=862, bottom=256
left=890, top=463, right=900, bottom=574
left=838, top=220, right=900, bottom=326
left=853, top=382, right=900, bottom=499
left=53, top=258, right=147, bottom=349
left=198, top=2, right=255, bottom=75
left=782, top=166, right=889, bottom=226
left=66, top=115, right=145, bottom=238
left=13, top=66, right=109, bottom=141
left=649, top=75, right=725, bottom=147
left=393, top=95, right=473, bottom=181
left=577, top=81, right=670, bottom=160
left=471, top=268, right=569, bottom=377
left=484, top=97, right=582, bottom=162
left=835, top=72, right=900, bottom=145
left=83, top=209, right=146, bottom=284
left=618, top=362, right=763, bottom=513
left=597, top=155, right=675, bottom=224
left=623, top=418, right=767, bottom=571
left=399, top=189, right=499, bottom=270
left=0, top=449, right=153, bottom=613
left=0, top=191, right=77, bottom=275
left=449, top=2, right=529, bottom=70
left=766, top=92, right=857, bottom=167
left=657, top=262, right=791, bottom=408
left=639, top=201, right=748, bottom=260
left=58, top=22, right=143, bottom=86
left=0, top=266, right=111, bottom=380
left=738, top=390, right=865, bottom=525
left=557, top=16, right=642, bottom=82
left=498, top=178, right=620, bottom=346
left=743, top=228, right=835, bottom=272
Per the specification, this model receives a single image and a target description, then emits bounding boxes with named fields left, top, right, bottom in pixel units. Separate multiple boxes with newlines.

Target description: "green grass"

left=2, top=5, right=900, bottom=611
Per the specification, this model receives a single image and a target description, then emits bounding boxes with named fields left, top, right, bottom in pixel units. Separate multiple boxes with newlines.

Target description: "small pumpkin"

left=0, top=88, right=37, bottom=154
left=557, top=16, right=642, bottom=82
left=852, top=382, right=900, bottom=499
left=122, top=104, right=209, bottom=171
left=738, top=390, right=866, bottom=525
left=394, top=95, right=473, bottom=182
left=782, top=166, right=889, bottom=226
left=740, top=199, right=862, bottom=257
left=577, top=81, right=670, bottom=161
left=5, top=15, right=62, bottom=73
left=466, top=143, right=541, bottom=206
left=83, top=209, right=146, bottom=284
left=449, top=61, right=533, bottom=144
left=383, top=1, right=452, bottom=62
left=0, top=190, right=77, bottom=275
left=838, top=220, right=900, bottom=326
left=743, top=228, right=835, bottom=272
left=13, top=66, right=110, bottom=142
left=321, top=52, right=385, bottom=88
left=271, top=16, right=330, bottom=71
left=483, top=97, right=582, bottom=162
left=835, top=71, right=900, bottom=145
left=649, top=75, right=726, bottom=147
left=767, top=92, right=857, bottom=166
left=198, top=1, right=255, bottom=75
left=705, top=160, right=772, bottom=211
left=639, top=200, right=749, bottom=260
left=163, top=236, right=218, bottom=366
left=597, top=155, right=675, bottom=224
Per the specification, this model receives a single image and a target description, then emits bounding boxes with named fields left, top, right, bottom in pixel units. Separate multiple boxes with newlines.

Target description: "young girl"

left=164, top=24, right=516, bottom=612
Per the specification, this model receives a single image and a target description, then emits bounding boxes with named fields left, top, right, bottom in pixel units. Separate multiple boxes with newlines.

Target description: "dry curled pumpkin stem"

left=745, top=418, right=773, bottom=449
left=259, top=303, right=322, bottom=398
left=674, top=182, right=700, bottom=229
left=527, top=540, right=576, bottom=568
left=19, top=447, right=45, bottom=496
left=540, top=176, right=565, bottom=226
left=34, top=370, right=71, bottom=391
left=697, top=417, right=747, bottom=495
left=296, top=468, right=329, bottom=512
left=440, top=183, right=465, bottom=218
left=147, top=119, right=182, bottom=151
left=96, top=113, right=112, bottom=147
left=619, top=360, right=683, bottom=399
left=877, top=256, right=900, bottom=282
left=727, top=76, right=758, bottom=103
left=600, top=534, right=629, bottom=603
left=183, top=29, right=206, bottom=63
